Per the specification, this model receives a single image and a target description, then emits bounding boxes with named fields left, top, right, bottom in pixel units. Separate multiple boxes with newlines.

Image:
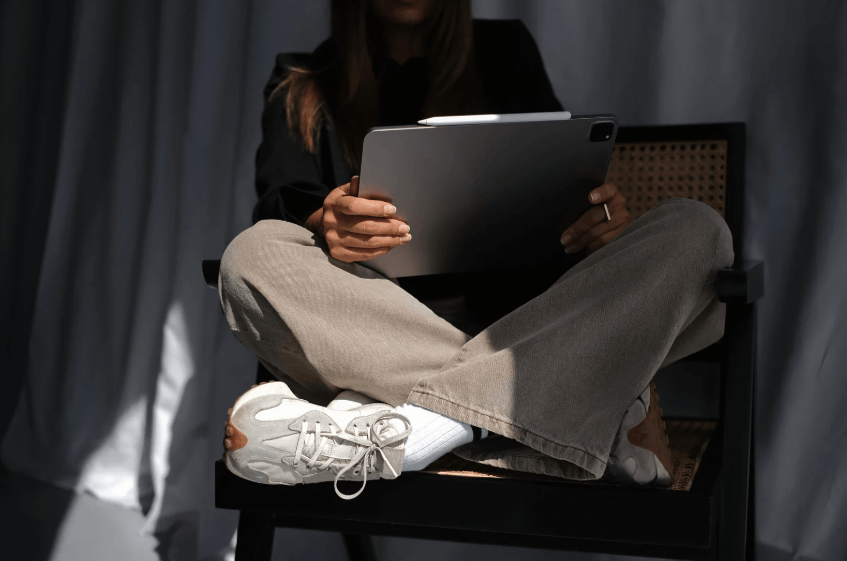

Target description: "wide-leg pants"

left=219, top=198, right=734, bottom=480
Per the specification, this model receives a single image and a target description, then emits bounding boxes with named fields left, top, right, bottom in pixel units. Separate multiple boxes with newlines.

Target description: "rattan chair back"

left=606, top=140, right=727, bottom=221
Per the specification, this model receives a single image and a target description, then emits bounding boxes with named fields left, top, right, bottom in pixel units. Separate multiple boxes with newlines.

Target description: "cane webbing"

left=423, top=419, right=715, bottom=492
left=605, top=140, right=727, bottom=221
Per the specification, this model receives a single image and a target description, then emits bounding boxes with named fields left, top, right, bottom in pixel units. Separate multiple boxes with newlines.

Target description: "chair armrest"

left=202, top=260, right=221, bottom=289
left=716, top=260, right=764, bottom=304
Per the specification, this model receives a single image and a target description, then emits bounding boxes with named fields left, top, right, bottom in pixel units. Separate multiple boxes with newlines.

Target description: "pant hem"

left=407, top=389, right=608, bottom=478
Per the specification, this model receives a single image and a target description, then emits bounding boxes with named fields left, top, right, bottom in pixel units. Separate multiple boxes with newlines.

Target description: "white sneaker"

left=223, top=382, right=412, bottom=499
left=605, top=382, right=673, bottom=486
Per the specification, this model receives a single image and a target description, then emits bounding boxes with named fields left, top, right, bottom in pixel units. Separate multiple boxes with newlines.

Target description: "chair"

left=204, top=123, right=762, bottom=561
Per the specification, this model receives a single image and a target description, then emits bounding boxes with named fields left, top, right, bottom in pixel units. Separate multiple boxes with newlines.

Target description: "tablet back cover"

left=358, top=115, right=618, bottom=278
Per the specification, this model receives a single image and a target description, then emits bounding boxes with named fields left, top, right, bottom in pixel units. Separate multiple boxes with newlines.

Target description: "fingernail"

left=399, top=224, right=410, bottom=233
left=590, top=192, right=600, bottom=202
left=564, top=246, right=575, bottom=254
left=403, top=234, right=412, bottom=241
left=560, top=234, right=572, bottom=246
left=384, top=205, right=396, bottom=215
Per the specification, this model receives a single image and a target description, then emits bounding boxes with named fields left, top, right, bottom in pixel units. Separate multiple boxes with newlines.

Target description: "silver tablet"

left=357, top=114, right=618, bottom=278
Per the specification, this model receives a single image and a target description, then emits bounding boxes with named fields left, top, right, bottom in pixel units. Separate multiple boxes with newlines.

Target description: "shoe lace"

left=291, top=411, right=412, bottom=500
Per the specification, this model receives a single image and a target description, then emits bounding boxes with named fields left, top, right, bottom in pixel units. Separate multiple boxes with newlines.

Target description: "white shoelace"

left=291, top=411, right=412, bottom=500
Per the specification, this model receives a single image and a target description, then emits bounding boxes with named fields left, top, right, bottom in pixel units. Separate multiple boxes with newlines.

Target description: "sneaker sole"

left=223, top=381, right=301, bottom=484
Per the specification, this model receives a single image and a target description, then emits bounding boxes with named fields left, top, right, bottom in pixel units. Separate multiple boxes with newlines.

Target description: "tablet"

left=357, top=114, right=618, bottom=278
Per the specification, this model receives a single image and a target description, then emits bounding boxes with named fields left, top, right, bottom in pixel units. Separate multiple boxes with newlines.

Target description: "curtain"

left=3, top=1, right=845, bottom=560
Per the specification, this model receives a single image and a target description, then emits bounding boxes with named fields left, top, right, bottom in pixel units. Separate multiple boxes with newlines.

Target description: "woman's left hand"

left=560, top=183, right=630, bottom=255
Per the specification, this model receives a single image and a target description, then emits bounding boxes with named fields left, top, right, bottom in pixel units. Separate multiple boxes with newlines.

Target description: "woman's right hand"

left=320, top=176, right=411, bottom=263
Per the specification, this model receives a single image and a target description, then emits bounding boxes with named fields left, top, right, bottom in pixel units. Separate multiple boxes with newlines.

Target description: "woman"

left=220, top=0, right=733, bottom=499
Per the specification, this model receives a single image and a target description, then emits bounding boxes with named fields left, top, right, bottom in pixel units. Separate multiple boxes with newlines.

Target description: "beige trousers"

left=219, top=198, right=733, bottom=480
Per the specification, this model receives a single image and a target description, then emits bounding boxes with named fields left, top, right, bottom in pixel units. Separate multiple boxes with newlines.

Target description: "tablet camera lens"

left=589, top=121, right=615, bottom=142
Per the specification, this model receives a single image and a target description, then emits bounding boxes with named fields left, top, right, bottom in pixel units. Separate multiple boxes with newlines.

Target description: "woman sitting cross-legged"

left=219, top=0, right=733, bottom=499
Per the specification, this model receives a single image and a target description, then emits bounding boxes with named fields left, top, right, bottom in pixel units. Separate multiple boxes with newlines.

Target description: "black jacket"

left=253, top=19, right=564, bottom=226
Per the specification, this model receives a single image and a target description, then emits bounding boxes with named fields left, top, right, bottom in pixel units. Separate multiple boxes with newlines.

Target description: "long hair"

left=272, top=0, right=484, bottom=175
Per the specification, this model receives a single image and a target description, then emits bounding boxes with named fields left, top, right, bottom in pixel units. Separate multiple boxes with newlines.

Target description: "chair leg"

left=235, top=511, right=275, bottom=561
left=342, top=533, right=376, bottom=561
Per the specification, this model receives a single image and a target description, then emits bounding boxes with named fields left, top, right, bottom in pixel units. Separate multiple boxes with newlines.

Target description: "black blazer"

left=253, top=19, right=564, bottom=227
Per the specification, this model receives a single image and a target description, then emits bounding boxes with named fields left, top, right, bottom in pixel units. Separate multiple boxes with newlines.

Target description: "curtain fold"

left=3, top=1, right=845, bottom=560
left=0, top=0, right=77, bottom=451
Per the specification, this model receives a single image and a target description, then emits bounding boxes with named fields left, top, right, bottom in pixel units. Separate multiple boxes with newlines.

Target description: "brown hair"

left=272, top=0, right=484, bottom=175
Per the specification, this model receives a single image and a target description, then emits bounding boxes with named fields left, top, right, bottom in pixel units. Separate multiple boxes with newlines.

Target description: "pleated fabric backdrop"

left=2, top=1, right=845, bottom=560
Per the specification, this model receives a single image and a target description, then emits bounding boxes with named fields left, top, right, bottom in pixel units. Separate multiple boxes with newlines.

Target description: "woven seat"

left=423, top=419, right=715, bottom=492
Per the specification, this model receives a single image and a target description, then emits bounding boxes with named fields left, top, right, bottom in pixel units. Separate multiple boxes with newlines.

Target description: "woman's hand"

left=319, top=176, right=412, bottom=263
left=560, top=183, right=630, bottom=255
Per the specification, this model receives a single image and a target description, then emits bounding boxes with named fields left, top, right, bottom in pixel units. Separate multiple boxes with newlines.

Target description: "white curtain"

left=2, top=1, right=332, bottom=559
left=3, top=1, right=846, bottom=560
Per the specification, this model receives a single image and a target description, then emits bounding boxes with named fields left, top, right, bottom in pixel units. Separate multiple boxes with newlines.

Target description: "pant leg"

left=220, top=199, right=733, bottom=480
left=218, top=220, right=471, bottom=407
left=406, top=198, right=734, bottom=479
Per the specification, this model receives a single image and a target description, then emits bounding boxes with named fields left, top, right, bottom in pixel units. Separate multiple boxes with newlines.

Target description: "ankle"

left=392, top=403, right=489, bottom=472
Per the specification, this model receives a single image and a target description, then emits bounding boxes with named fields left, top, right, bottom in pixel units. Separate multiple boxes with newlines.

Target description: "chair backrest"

left=608, top=140, right=727, bottom=219
left=612, top=123, right=746, bottom=262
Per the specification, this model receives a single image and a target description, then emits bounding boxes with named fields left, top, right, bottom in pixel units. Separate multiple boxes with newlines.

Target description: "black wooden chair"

left=204, top=123, right=762, bottom=561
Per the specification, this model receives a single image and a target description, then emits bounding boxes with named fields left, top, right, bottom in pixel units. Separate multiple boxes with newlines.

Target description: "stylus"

left=417, top=111, right=572, bottom=126
left=603, top=203, right=611, bottom=221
